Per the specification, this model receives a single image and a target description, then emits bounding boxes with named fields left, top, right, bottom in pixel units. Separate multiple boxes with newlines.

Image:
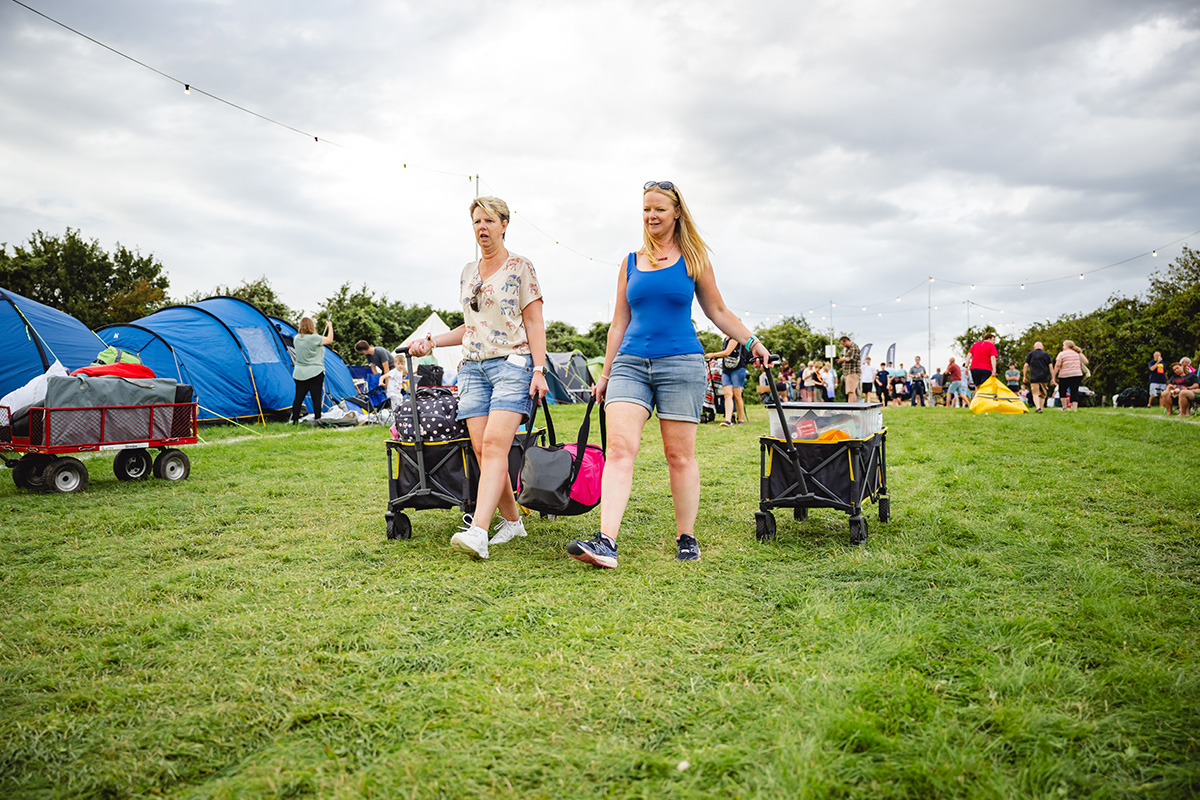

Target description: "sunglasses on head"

left=644, top=180, right=675, bottom=191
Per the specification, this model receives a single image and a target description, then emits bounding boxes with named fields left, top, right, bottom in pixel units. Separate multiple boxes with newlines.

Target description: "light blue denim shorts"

left=720, top=366, right=747, bottom=387
left=456, top=355, right=534, bottom=421
left=605, top=352, right=706, bottom=423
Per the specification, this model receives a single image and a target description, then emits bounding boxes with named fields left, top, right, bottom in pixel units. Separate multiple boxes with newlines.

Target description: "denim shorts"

left=606, top=352, right=706, bottom=422
left=456, top=354, right=534, bottom=421
left=720, top=366, right=747, bottom=387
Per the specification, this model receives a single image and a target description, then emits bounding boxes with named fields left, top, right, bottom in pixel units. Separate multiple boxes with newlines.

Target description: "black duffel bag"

left=516, top=396, right=605, bottom=516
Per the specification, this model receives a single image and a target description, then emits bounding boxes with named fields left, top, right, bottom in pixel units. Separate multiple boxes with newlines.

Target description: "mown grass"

left=1, top=407, right=1198, bottom=798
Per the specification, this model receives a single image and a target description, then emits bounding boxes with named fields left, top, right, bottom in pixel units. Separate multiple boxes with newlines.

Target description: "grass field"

left=2, top=405, right=1198, bottom=799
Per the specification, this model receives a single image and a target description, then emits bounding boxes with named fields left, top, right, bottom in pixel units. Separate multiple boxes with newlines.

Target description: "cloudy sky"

left=3, top=0, right=1198, bottom=370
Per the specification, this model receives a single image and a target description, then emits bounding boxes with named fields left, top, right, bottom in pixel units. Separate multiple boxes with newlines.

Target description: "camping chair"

left=931, top=383, right=946, bottom=406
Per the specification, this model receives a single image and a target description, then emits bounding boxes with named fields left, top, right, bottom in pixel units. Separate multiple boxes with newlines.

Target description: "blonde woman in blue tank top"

left=567, top=181, right=771, bottom=569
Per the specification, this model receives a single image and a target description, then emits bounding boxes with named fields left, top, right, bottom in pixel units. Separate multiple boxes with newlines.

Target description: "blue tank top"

left=618, top=253, right=703, bottom=358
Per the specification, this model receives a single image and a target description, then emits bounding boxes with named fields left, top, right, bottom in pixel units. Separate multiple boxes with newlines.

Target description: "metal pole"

left=473, top=174, right=480, bottom=261
left=927, top=277, right=932, bottom=370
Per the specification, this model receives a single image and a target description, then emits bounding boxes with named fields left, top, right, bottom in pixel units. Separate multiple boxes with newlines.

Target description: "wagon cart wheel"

left=153, top=449, right=191, bottom=481
left=114, top=449, right=153, bottom=481
left=849, top=516, right=868, bottom=545
left=755, top=510, right=777, bottom=542
left=793, top=506, right=809, bottom=522
left=878, top=496, right=891, bottom=523
left=44, top=457, right=88, bottom=494
left=13, top=454, right=54, bottom=490
left=386, top=512, right=412, bottom=540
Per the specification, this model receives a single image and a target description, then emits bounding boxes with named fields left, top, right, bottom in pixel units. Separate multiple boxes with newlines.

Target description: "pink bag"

left=516, top=396, right=605, bottom=515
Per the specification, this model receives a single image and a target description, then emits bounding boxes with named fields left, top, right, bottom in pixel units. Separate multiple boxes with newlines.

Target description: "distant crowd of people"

left=711, top=333, right=1195, bottom=417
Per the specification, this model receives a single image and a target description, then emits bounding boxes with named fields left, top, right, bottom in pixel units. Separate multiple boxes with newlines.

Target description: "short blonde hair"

left=642, top=182, right=712, bottom=279
left=298, top=317, right=316, bottom=335
left=469, top=196, right=510, bottom=226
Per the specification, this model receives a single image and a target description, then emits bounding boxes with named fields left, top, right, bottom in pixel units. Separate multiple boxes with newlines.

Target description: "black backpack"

left=416, top=363, right=444, bottom=387
left=1116, top=387, right=1149, bottom=408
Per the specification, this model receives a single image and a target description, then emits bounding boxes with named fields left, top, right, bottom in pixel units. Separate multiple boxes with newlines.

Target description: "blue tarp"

left=0, top=287, right=106, bottom=398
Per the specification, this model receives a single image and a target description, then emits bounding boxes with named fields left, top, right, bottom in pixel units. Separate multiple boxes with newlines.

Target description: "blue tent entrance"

left=0, top=287, right=106, bottom=398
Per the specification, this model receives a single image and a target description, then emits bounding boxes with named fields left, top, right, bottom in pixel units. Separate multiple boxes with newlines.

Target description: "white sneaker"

left=450, top=515, right=489, bottom=559
left=489, top=516, right=527, bottom=545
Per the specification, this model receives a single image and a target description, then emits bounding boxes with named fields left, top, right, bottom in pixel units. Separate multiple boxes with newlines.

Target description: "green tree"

left=0, top=228, right=169, bottom=328
left=586, top=321, right=611, bottom=353
left=752, top=316, right=827, bottom=368
left=201, top=276, right=297, bottom=320
left=543, top=320, right=602, bottom=357
left=1145, top=245, right=1200, bottom=362
left=316, top=284, right=463, bottom=363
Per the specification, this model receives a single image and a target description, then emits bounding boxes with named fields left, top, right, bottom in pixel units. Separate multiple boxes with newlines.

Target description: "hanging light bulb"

left=1079, top=273, right=1084, bottom=280
left=184, top=84, right=190, bottom=94
left=861, top=306, right=867, bottom=311
left=1021, top=283, right=1025, bottom=290
left=1152, top=250, right=1158, bottom=257
left=970, top=284, right=975, bottom=290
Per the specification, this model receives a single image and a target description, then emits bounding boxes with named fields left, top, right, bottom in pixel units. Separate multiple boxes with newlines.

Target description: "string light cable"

left=933, top=227, right=1200, bottom=289
left=10, top=0, right=343, bottom=146
left=11, top=0, right=617, bottom=264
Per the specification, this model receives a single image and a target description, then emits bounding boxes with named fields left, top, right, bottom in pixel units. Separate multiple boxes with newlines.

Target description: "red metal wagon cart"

left=1, top=399, right=198, bottom=493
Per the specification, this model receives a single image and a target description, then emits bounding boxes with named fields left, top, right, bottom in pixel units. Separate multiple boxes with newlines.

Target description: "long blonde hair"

left=642, top=182, right=711, bottom=279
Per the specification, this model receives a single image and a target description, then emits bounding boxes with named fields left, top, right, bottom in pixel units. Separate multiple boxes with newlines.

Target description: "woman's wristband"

left=600, top=373, right=610, bottom=381
left=745, top=335, right=759, bottom=350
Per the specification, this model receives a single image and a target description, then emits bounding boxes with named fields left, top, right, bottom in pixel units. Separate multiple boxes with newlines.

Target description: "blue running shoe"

left=676, top=533, right=701, bottom=561
left=567, top=533, right=618, bottom=569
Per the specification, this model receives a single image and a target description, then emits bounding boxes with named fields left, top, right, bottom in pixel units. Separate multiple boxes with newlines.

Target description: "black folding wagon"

left=755, top=360, right=890, bottom=545
left=383, top=347, right=539, bottom=540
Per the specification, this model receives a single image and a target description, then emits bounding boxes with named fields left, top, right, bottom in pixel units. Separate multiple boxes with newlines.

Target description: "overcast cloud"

left=2, top=0, right=1198, bottom=369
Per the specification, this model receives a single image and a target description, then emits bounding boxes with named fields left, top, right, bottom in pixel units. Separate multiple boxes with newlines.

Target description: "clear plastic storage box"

left=767, top=402, right=883, bottom=441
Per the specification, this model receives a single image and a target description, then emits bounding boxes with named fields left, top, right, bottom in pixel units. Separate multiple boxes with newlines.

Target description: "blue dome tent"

left=0, top=287, right=106, bottom=398
left=99, top=296, right=353, bottom=424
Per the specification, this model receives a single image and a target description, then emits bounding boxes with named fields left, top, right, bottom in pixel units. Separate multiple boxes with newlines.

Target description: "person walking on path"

left=1051, top=340, right=1088, bottom=411
left=1022, top=341, right=1053, bottom=413
left=291, top=316, right=333, bottom=424
left=406, top=196, right=548, bottom=560
left=567, top=180, right=769, bottom=569
left=969, top=332, right=998, bottom=389
left=837, top=336, right=862, bottom=403
left=704, top=336, right=748, bottom=426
